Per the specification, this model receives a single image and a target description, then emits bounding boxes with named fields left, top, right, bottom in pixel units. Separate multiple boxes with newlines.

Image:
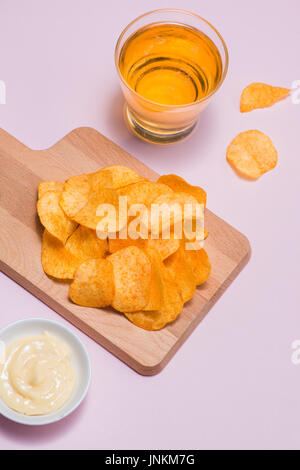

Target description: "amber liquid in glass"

left=119, top=23, right=223, bottom=106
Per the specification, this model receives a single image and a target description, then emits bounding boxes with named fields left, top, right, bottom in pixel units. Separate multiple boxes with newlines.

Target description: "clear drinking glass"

left=115, top=9, right=228, bottom=144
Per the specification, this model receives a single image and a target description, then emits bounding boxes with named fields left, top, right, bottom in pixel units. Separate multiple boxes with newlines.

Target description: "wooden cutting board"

left=0, top=127, right=250, bottom=375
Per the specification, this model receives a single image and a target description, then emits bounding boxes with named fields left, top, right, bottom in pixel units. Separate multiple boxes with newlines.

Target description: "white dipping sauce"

left=0, top=332, right=76, bottom=416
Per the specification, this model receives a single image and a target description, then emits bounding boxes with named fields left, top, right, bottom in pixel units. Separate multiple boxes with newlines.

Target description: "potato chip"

left=42, top=230, right=80, bottom=279
left=108, top=236, right=179, bottom=261
left=115, top=182, right=174, bottom=239
left=158, top=174, right=207, bottom=207
left=61, top=170, right=127, bottom=232
left=37, top=190, right=78, bottom=244
left=92, top=166, right=144, bottom=189
left=108, top=246, right=152, bottom=312
left=38, top=181, right=64, bottom=199
left=182, top=225, right=207, bottom=249
left=164, top=246, right=196, bottom=302
left=185, top=248, right=211, bottom=285
left=66, top=225, right=108, bottom=260
left=108, top=242, right=165, bottom=310
left=125, top=269, right=183, bottom=330
left=59, top=174, right=91, bottom=219
left=240, top=83, right=290, bottom=113
left=72, top=187, right=119, bottom=230
left=147, top=192, right=199, bottom=236
left=60, top=170, right=119, bottom=221
left=147, top=238, right=180, bottom=260
left=69, top=258, right=114, bottom=307
left=117, top=181, right=173, bottom=207
left=227, top=130, right=278, bottom=179
left=108, top=237, right=147, bottom=254
left=143, top=248, right=164, bottom=311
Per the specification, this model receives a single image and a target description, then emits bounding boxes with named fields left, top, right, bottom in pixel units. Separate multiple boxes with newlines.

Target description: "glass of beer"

left=115, top=9, right=228, bottom=145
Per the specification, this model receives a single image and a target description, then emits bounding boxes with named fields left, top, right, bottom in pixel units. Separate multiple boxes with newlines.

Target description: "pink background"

left=0, top=0, right=299, bottom=450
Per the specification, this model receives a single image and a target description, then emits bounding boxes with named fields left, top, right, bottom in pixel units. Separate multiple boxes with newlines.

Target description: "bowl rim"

left=0, top=317, right=91, bottom=426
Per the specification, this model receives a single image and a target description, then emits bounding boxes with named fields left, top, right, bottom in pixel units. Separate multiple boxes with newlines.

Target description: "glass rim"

left=114, top=8, right=229, bottom=110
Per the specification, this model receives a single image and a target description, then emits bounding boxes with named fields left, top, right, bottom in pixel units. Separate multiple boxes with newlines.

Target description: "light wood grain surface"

left=0, top=127, right=251, bottom=375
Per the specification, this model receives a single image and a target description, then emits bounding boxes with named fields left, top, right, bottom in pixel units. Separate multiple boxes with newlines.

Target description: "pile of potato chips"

left=37, top=166, right=211, bottom=330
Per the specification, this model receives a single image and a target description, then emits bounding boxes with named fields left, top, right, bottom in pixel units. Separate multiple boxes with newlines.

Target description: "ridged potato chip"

left=42, top=230, right=80, bottom=279
left=69, top=258, right=114, bottom=307
left=125, top=268, right=183, bottom=330
left=108, top=246, right=152, bottom=312
left=185, top=247, right=211, bottom=285
left=158, top=174, right=206, bottom=207
left=227, top=130, right=278, bottom=179
left=66, top=225, right=108, bottom=261
left=164, top=245, right=196, bottom=302
left=37, top=190, right=78, bottom=244
left=240, top=83, right=290, bottom=113
left=38, top=181, right=63, bottom=199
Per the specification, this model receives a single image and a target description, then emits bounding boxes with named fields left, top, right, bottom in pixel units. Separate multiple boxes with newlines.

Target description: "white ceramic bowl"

left=0, top=318, right=91, bottom=425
